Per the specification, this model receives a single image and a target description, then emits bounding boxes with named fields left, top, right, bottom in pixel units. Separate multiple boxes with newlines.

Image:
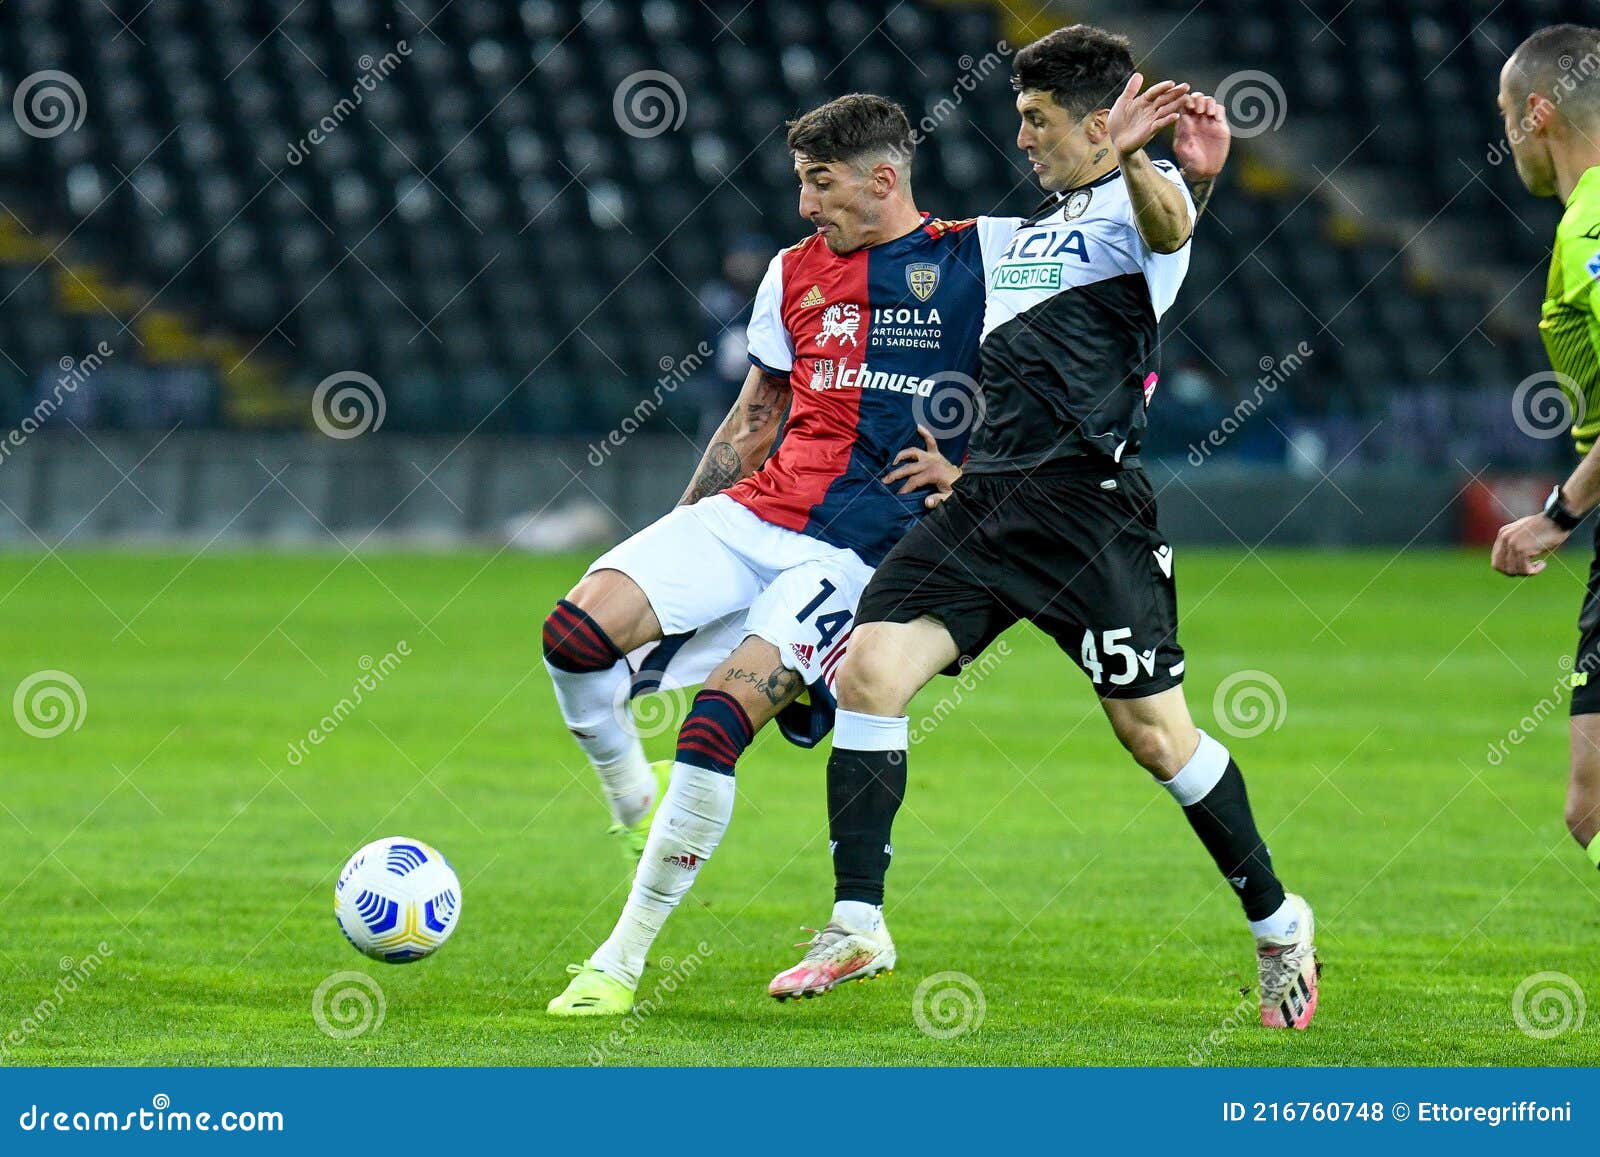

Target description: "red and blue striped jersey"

left=732, top=213, right=1015, bottom=565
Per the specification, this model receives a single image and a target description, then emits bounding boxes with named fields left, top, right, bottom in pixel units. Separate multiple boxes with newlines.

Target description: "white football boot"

left=768, top=918, right=897, bottom=1001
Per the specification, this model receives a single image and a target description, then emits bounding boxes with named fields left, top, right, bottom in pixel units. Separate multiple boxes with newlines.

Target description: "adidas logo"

left=800, top=285, right=825, bottom=308
left=662, top=852, right=701, bottom=871
left=790, top=642, right=815, bottom=665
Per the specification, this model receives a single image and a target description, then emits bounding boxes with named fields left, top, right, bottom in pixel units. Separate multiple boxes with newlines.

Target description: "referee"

left=1492, top=25, right=1600, bottom=875
left=768, top=25, right=1320, bottom=1031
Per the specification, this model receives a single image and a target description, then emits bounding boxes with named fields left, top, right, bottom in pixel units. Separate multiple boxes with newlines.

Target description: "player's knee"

left=1115, top=719, right=1185, bottom=778
left=835, top=640, right=912, bottom=716
left=542, top=597, right=624, bottom=674
left=1564, top=792, right=1600, bottom=844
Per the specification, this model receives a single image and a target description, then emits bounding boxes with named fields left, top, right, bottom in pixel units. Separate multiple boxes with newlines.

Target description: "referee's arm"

left=1492, top=444, right=1599, bottom=576
left=1493, top=328, right=1600, bottom=576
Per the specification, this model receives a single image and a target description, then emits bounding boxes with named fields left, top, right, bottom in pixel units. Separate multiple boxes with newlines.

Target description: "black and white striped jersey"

left=966, top=161, right=1194, bottom=474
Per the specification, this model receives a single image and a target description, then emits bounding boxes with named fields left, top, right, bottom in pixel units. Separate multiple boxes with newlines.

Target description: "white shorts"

left=587, top=495, right=869, bottom=694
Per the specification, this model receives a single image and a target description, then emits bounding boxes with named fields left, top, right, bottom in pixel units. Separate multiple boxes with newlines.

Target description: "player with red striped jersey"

left=545, top=95, right=1016, bottom=1015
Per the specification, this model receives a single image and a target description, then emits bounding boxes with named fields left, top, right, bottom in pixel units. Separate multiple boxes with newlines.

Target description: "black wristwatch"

left=1543, top=485, right=1583, bottom=531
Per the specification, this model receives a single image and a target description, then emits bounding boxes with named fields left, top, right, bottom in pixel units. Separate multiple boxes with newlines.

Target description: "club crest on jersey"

left=905, top=262, right=940, bottom=302
left=815, top=302, right=860, bottom=347
left=1063, top=188, right=1092, bottom=220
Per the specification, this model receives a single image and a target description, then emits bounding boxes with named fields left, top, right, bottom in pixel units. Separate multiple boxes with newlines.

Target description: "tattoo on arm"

left=1184, top=175, right=1215, bottom=219
left=724, top=664, right=802, bottom=706
left=744, top=372, right=789, bottom=434
left=685, top=441, right=742, bottom=503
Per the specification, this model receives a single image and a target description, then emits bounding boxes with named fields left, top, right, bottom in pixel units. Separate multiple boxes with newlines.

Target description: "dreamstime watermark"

left=0, top=342, right=114, bottom=468
left=13, top=670, right=86, bottom=739
left=911, top=371, right=984, bottom=440
left=1212, top=669, right=1287, bottom=739
left=1512, top=970, right=1585, bottom=1039
left=311, top=971, right=386, bottom=1039
left=586, top=941, right=713, bottom=1063
left=1486, top=652, right=1600, bottom=766
left=613, top=70, right=687, bottom=139
left=312, top=371, right=386, bottom=438
left=909, top=641, right=1012, bottom=745
left=17, top=1095, right=284, bottom=1134
left=284, top=642, right=410, bottom=766
left=286, top=43, right=410, bottom=164
left=610, top=678, right=691, bottom=742
left=888, top=42, right=1013, bottom=165
left=912, top=971, right=985, bottom=1039
left=1487, top=42, right=1600, bottom=166
left=1187, top=341, right=1312, bottom=465
left=586, top=341, right=713, bottom=466
left=1214, top=70, right=1287, bottom=139
left=0, top=942, right=113, bottom=1062
left=13, top=70, right=86, bottom=138
left=1187, top=993, right=1256, bottom=1065
left=1510, top=370, right=1583, bottom=441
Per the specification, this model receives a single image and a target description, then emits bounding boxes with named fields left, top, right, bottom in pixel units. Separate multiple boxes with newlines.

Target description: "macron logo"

left=1153, top=545, right=1173, bottom=578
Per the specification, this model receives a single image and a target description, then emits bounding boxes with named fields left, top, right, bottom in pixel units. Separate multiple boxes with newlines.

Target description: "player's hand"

left=1492, top=512, right=1570, bottom=576
left=882, top=425, right=961, bottom=509
left=1108, top=72, right=1192, bottom=160
left=1173, top=92, right=1230, bottom=181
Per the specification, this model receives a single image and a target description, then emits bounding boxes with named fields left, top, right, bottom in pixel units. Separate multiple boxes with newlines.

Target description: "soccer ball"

left=334, top=836, right=462, bottom=962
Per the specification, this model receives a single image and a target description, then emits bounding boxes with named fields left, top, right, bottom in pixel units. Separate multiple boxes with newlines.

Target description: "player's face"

left=1016, top=89, right=1099, bottom=192
left=794, top=155, right=878, bottom=254
left=1499, top=60, right=1557, bottom=198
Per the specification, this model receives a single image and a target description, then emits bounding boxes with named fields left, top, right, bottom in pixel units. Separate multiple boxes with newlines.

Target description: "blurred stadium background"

left=0, top=0, right=1587, bottom=547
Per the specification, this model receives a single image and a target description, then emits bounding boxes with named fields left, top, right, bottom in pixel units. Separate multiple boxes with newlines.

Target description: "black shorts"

left=857, top=465, right=1184, bottom=699
left=1572, top=519, right=1600, bottom=715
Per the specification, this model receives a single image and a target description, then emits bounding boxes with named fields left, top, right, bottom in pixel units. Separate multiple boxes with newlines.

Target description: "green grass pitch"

left=1, top=546, right=1596, bottom=1065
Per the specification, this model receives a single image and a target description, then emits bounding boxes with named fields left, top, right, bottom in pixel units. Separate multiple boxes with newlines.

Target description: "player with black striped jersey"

left=770, top=26, right=1321, bottom=1032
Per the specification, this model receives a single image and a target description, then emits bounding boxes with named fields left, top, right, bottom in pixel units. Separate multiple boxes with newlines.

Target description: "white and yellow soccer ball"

left=334, top=837, right=462, bottom=962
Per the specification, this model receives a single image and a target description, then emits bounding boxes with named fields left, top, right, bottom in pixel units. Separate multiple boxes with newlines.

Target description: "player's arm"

left=1173, top=93, right=1229, bottom=219
left=679, top=363, right=791, bottom=505
left=1107, top=72, right=1195, bottom=254
left=1492, top=444, right=1600, bottom=576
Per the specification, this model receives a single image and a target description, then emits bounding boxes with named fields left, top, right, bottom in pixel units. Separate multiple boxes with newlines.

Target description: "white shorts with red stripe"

left=586, top=494, right=870, bottom=695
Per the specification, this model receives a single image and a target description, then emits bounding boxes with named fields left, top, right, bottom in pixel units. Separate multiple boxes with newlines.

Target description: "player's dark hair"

left=1508, top=24, right=1600, bottom=117
left=785, top=93, right=914, bottom=173
left=1011, top=24, right=1135, bottom=119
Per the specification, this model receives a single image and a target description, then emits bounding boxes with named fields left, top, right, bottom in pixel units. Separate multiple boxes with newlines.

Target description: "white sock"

left=1160, top=729, right=1229, bottom=805
left=545, top=656, right=656, bottom=826
left=1248, top=897, right=1300, bottom=942
left=590, top=763, right=736, bottom=987
left=834, top=708, right=909, bottom=750
left=831, top=900, right=883, bottom=932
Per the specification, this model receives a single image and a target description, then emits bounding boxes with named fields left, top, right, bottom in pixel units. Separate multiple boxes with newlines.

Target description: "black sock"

left=827, top=746, right=906, bottom=906
left=1181, top=758, right=1286, bottom=922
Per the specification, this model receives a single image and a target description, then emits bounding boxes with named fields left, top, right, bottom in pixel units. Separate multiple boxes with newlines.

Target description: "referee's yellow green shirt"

left=1540, top=164, right=1600, bottom=454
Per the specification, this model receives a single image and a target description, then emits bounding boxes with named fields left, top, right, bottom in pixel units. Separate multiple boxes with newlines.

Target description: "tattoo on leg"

left=723, top=663, right=801, bottom=706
